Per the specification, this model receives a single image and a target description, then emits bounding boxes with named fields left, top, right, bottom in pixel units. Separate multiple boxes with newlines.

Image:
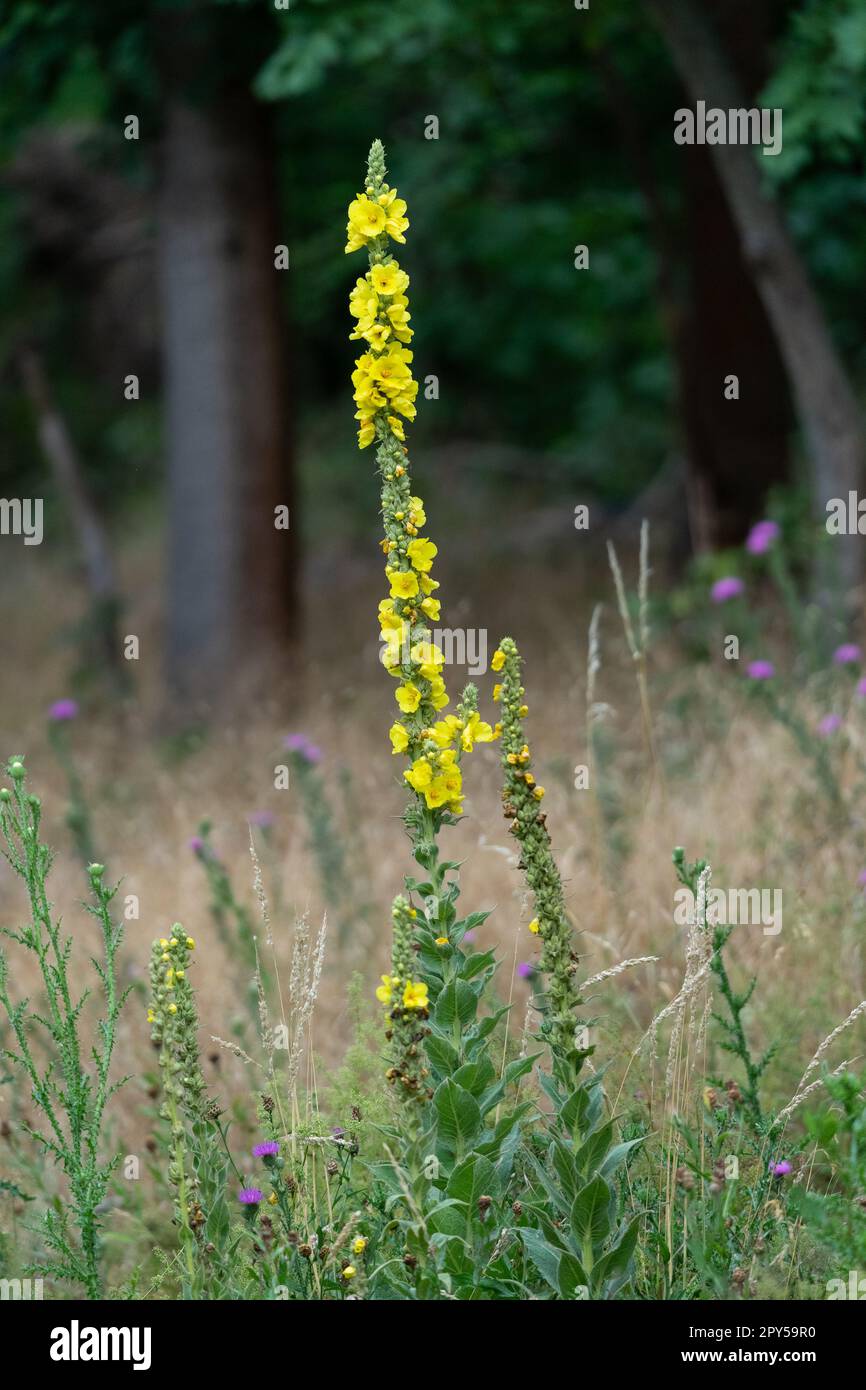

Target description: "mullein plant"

left=346, top=145, right=639, bottom=1298
left=147, top=928, right=236, bottom=1297
left=0, top=758, right=128, bottom=1298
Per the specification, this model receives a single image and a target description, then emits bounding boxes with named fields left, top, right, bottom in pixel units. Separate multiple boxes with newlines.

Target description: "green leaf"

left=574, top=1120, right=614, bottom=1178
left=425, top=1034, right=459, bottom=1077
left=446, top=1152, right=499, bottom=1207
left=434, top=979, right=476, bottom=1030
left=519, top=1227, right=563, bottom=1295
left=558, top=1249, right=589, bottom=1299
left=599, top=1136, right=643, bottom=1180
left=433, top=1078, right=482, bottom=1152
left=593, top=1216, right=639, bottom=1296
left=570, top=1176, right=612, bottom=1250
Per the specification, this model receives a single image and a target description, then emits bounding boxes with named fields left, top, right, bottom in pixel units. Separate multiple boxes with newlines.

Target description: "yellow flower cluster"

left=375, top=974, right=429, bottom=1011
left=345, top=188, right=409, bottom=253
left=348, top=142, right=499, bottom=813
left=346, top=184, right=416, bottom=450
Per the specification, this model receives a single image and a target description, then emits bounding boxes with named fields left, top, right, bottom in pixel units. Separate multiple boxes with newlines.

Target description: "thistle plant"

left=47, top=700, right=98, bottom=865
left=0, top=758, right=128, bottom=1298
left=673, top=847, right=774, bottom=1130
left=191, top=820, right=263, bottom=1017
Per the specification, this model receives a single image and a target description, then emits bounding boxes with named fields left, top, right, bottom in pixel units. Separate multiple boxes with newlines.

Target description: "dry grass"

left=2, top=514, right=865, bottom=1158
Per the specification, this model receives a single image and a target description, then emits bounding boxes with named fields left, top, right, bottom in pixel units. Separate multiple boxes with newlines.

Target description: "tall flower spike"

left=377, top=895, right=431, bottom=1102
left=496, top=637, right=588, bottom=1076
left=346, top=141, right=497, bottom=811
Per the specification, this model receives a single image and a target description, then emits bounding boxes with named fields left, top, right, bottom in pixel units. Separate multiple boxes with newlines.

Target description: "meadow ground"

left=1, top=477, right=864, bottom=1301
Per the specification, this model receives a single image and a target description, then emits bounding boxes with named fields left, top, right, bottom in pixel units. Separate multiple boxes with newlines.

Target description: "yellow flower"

left=358, top=422, right=376, bottom=449
left=159, top=938, right=169, bottom=948
left=528, top=918, right=540, bottom=935
left=168, top=1003, right=177, bottom=1015
left=364, top=323, right=391, bottom=351
left=435, top=936, right=449, bottom=947
left=491, top=648, right=506, bottom=672
left=352, top=1236, right=368, bottom=1255
left=404, top=757, right=433, bottom=792
left=146, top=1007, right=156, bottom=1024
left=492, top=684, right=502, bottom=701
left=410, top=641, right=445, bottom=680
left=382, top=193, right=409, bottom=244
left=533, top=786, right=546, bottom=800
left=389, top=723, right=409, bottom=754
left=269, top=1191, right=278, bottom=1206
left=460, top=712, right=496, bottom=751
left=346, top=194, right=387, bottom=248
left=430, top=715, right=462, bottom=747
left=186, top=937, right=195, bottom=949
left=429, top=675, right=449, bottom=710
left=420, top=596, right=441, bottom=620
left=342, top=1265, right=357, bottom=1280
left=389, top=569, right=419, bottom=600
left=424, top=777, right=449, bottom=808
left=408, top=496, right=426, bottom=528
left=387, top=415, right=406, bottom=441
left=406, top=538, right=437, bottom=572
left=419, top=574, right=439, bottom=595
left=395, top=684, right=422, bottom=714
left=370, top=262, right=408, bottom=297
left=375, top=975, right=393, bottom=1005
left=402, top=980, right=429, bottom=1010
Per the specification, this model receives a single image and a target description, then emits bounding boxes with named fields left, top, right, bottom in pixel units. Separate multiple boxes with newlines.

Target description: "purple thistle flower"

left=48, top=698, right=79, bottom=722
left=238, top=1187, right=263, bottom=1205
left=248, top=811, right=275, bottom=829
left=745, top=519, right=780, bottom=555
left=833, top=643, right=862, bottom=666
left=858, top=869, right=866, bottom=889
left=463, top=930, right=477, bottom=945
left=857, top=679, right=866, bottom=698
left=817, top=714, right=842, bottom=737
left=252, top=1141, right=280, bottom=1158
left=332, top=1125, right=346, bottom=1139
left=188, top=836, right=205, bottom=855
left=517, top=962, right=535, bottom=980
left=284, top=733, right=322, bottom=765
left=746, top=660, right=775, bottom=681
left=711, top=576, right=744, bottom=604
left=769, top=1161, right=792, bottom=1178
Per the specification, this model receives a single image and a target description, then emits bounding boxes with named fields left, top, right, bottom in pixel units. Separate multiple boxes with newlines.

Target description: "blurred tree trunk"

left=648, top=0, right=865, bottom=593
left=158, top=83, right=296, bottom=705
left=19, top=346, right=126, bottom=687
left=595, top=43, right=790, bottom=555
